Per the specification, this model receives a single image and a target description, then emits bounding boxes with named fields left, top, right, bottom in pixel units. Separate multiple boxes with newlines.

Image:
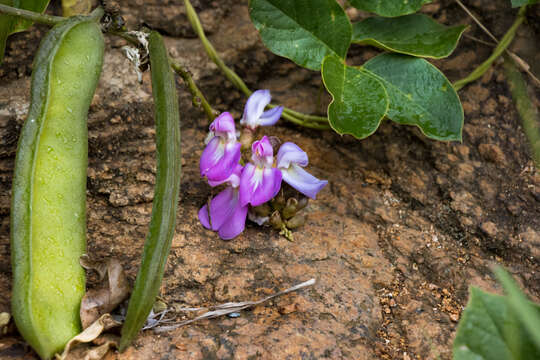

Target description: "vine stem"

left=0, top=3, right=65, bottom=25
left=453, top=5, right=527, bottom=91
left=182, top=0, right=330, bottom=128
left=170, top=59, right=217, bottom=122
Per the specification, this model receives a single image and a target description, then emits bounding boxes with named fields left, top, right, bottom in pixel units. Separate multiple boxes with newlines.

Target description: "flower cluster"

left=198, top=90, right=327, bottom=240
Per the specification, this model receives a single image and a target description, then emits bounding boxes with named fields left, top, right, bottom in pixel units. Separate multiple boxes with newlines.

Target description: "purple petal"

left=198, top=204, right=211, bottom=229
left=277, top=142, right=308, bottom=169
left=200, top=136, right=222, bottom=177
left=258, top=106, right=282, bottom=127
left=240, top=90, right=271, bottom=128
left=252, top=136, right=273, bottom=158
left=281, top=164, right=327, bottom=199
left=205, top=142, right=242, bottom=182
left=210, top=112, right=236, bottom=139
left=208, top=187, right=238, bottom=231
left=217, top=204, right=248, bottom=240
left=239, top=164, right=282, bottom=207
left=208, top=164, right=243, bottom=188
left=251, top=168, right=282, bottom=206
left=239, top=163, right=256, bottom=206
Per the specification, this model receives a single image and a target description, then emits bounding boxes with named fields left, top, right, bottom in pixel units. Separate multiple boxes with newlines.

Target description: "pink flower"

left=200, top=112, right=241, bottom=183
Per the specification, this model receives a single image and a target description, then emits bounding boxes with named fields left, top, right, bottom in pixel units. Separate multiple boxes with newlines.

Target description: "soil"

left=0, top=0, right=539, bottom=359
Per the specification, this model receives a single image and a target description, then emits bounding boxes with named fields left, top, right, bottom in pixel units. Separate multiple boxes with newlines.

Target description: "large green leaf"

left=363, top=53, right=463, bottom=141
left=349, top=0, right=431, bottom=17
left=249, top=0, right=351, bottom=70
left=352, top=14, right=467, bottom=59
left=11, top=0, right=51, bottom=33
left=511, top=0, right=539, bottom=7
left=453, top=286, right=540, bottom=360
left=0, top=0, right=18, bottom=63
left=321, top=55, right=388, bottom=139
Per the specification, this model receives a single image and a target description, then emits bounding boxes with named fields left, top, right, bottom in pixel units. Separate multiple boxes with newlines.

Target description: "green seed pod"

left=11, top=16, right=104, bottom=360
left=119, top=30, right=181, bottom=351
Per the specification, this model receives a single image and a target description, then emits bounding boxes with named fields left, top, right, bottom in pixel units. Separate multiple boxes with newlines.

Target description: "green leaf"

left=349, top=0, right=432, bottom=17
left=363, top=53, right=463, bottom=141
left=249, top=0, right=351, bottom=71
left=453, top=287, right=540, bottom=360
left=511, top=0, right=539, bottom=7
left=0, top=0, right=50, bottom=64
left=321, top=55, right=389, bottom=139
left=11, top=0, right=51, bottom=33
left=494, top=267, right=540, bottom=349
left=352, top=14, right=467, bottom=59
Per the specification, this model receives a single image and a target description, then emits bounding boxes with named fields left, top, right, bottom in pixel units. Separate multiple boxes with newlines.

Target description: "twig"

left=0, top=3, right=65, bottom=25
left=455, top=1, right=540, bottom=88
left=170, top=59, right=217, bottom=122
left=153, top=278, right=316, bottom=332
left=453, top=6, right=526, bottom=91
left=182, top=0, right=330, bottom=128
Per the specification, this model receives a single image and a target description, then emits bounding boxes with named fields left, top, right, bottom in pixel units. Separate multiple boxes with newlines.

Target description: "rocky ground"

left=0, top=0, right=539, bottom=359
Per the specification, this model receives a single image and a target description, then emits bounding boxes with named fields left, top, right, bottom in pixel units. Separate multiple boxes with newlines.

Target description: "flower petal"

left=208, top=187, right=238, bottom=231
left=205, top=142, right=241, bottom=182
left=250, top=168, right=282, bottom=207
left=276, top=142, right=309, bottom=169
left=200, top=136, right=222, bottom=177
left=239, top=163, right=256, bottom=206
left=258, top=106, right=283, bottom=127
left=198, top=204, right=211, bottom=229
left=208, top=164, right=243, bottom=188
left=210, top=112, right=236, bottom=140
left=217, top=204, right=248, bottom=240
left=282, top=164, right=327, bottom=199
left=240, top=89, right=271, bottom=128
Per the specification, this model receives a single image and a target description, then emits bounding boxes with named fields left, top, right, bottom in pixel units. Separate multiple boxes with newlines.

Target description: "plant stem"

left=0, top=3, right=65, bottom=26
left=453, top=5, right=526, bottom=91
left=503, top=55, right=540, bottom=169
left=182, top=0, right=330, bottom=128
left=170, top=59, right=217, bottom=122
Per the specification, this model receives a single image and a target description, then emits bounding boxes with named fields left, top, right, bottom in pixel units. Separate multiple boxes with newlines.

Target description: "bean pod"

left=119, top=30, right=181, bottom=350
left=11, top=16, right=104, bottom=359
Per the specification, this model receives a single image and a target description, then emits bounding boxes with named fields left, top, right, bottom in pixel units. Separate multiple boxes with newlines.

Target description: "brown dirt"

left=0, top=0, right=539, bottom=359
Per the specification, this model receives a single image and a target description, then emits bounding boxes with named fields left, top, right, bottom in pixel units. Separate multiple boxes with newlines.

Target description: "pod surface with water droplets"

left=11, top=17, right=104, bottom=359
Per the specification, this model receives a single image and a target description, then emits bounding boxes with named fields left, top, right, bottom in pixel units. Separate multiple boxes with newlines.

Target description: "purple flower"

left=240, top=90, right=283, bottom=130
left=239, top=136, right=282, bottom=207
left=200, top=112, right=241, bottom=182
left=277, top=142, right=328, bottom=199
left=199, top=164, right=248, bottom=240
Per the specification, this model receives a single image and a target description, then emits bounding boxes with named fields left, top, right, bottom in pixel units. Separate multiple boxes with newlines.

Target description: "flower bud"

left=296, top=197, right=309, bottom=211
left=269, top=210, right=283, bottom=230
left=285, top=213, right=306, bottom=229
left=253, top=203, right=272, bottom=217
left=282, top=198, right=298, bottom=219
left=271, top=190, right=286, bottom=211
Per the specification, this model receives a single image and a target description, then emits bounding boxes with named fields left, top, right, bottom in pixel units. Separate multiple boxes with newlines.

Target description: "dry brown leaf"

left=56, top=314, right=120, bottom=360
left=80, top=257, right=130, bottom=329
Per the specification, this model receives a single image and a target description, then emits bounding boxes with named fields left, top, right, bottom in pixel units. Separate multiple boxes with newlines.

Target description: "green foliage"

left=453, top=270, right=540, bottom=360
left=349, top=0, right=432, bottom=17
left=353, top=14, right=467, bottom=59
left=363, top=53, right=463, bottom=141
left=511, top=0, right=539, bottom=7
left=248, top=0, right=351, bottom=70
left=0, top=0, right=50, bottom=62
left=321, top=55, right=388, bottom=139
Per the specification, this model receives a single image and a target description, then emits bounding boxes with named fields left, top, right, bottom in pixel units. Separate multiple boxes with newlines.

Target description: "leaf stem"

left=0, top=3, right=65, bottom=26
left=182, top=0, right=330, bottom=128
left=453, top=6, right=526, bottom=91
left=170, top=59, right=217, bottom=122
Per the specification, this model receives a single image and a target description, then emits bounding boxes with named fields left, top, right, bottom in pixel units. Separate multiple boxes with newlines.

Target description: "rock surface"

left=0, top=0, right=539, bottom=359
